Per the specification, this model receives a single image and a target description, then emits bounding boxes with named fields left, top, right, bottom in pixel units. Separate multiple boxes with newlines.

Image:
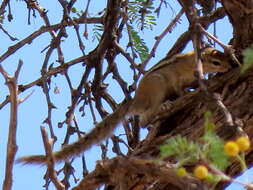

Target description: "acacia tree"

left=1, top=0, right=253, bottom=190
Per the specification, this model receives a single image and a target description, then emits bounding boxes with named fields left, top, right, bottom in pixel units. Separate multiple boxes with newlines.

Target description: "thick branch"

left=1, top=60, right=22, bottom=190
left=73, top=156, right=205, bottom=190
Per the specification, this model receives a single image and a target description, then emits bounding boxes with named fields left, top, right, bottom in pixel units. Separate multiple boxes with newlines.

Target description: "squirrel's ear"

left=200, top=45, right=212, bottom=53
left=200, top=48, right=225, bottom=59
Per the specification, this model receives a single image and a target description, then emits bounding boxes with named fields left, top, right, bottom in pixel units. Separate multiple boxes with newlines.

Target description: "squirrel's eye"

left=212, top=60, right=221, bottom=66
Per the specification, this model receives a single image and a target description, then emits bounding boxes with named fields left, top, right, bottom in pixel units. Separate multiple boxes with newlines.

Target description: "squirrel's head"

left=201, top=48, right=232, bottom=73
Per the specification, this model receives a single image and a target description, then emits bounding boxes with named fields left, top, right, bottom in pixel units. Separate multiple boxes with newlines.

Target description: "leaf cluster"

left=92, top=24, right=104, bottom=42
left=160, top=135, right=200, bottom=166
left=128, top=25, right=149, bottom=62
left=128, top=0, right=157, bottom=30
left=160, top=112, right=229, bottom=171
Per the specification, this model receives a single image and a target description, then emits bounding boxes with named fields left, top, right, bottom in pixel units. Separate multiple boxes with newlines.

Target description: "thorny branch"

left=0, top=16, right=102, bottom=64
left=0, top=55, right=88, bottom=111
left=0, top=0, right=10, bottom=16
left=0, top=24, right=18, bottom=41
left=64, top=0, right=122, bottom=128
left=40, top=127, right=65, bottom=190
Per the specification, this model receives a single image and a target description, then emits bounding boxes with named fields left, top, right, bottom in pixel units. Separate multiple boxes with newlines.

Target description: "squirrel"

left=17, top=47, right=231, bottom=165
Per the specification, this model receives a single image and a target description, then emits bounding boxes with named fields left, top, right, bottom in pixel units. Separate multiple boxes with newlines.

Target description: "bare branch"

left=40, top=127, right=65, bottom=190
left=18, top=90, right=34, bottom=105
left=1, top=62, right=21, bottom=190
left=0, top=0, right=9, bottom=16
left=0, top=17, right=102, bottom=64
left=0, top=24, right=18, bottom=41
left=14, top=60, right=23, bottom=79
left=141, top=8, right=184, bottom=69
left=198, top=24, right=241, bottom=66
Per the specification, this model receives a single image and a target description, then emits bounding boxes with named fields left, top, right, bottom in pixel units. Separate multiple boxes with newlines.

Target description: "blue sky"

left=0, top=1, right=249, bottom=189
left=225, top=166, right=253, bottom=190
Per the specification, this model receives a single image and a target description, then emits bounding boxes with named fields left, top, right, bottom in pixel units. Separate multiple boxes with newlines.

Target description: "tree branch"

left=1, top=60, right=22, bottom=190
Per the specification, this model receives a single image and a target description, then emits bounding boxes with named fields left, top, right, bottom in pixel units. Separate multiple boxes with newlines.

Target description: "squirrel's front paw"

left=160, top=101, right=173, bottom=112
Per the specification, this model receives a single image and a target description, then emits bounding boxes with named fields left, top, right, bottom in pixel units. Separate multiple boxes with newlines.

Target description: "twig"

left=0, top=17, right=102, bottom=64
left=110, top=61, right=132, bottom=98
left=113, top=40, right=140, bottom=72
left=0, top=24, right=18, bottom=41
left=15, top=60, right=23, bottom=79
left=155, top=0, right=172, bottom=16
left=85, top=83, right=97, bottom=123
left=0, top=95, right=10, bottom=109
left=60, top=0, right=85, bottom=55
left=72, top=117, right=89, bottom=176
left=198, top=24, right=241, bottom=66
left=40, top=126, right=65, bottom=190
left=18, top=90, right=35, bottom=104
left=41, top=47, right=57, bottom=142
left=166, top=7, right=226, bottom=58
left=207, top=163, right=253, bottom=190
left=0, top=55, right=88, bottom=110
left=141, top=8, right=184, bottom=70
left=0, top=0, right=10, bottom=16
left=80, top=0, right=91, bottom=39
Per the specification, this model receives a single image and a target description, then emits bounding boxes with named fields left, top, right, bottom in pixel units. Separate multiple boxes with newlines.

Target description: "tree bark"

left=221, top=0, right=253, bottom=51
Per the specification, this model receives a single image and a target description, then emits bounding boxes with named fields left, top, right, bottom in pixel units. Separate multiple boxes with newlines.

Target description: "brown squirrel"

left=17, top=47, right=231, bottom=164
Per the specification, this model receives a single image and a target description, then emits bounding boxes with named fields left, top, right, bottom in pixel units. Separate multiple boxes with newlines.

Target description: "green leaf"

left=92, top=24, right=104, bottom=42
left=202, top=131, right=229, bottom=170
left=204, top=111, right=215, bottom=132
left=71, top=7, right=77, bottom=13
left=128, top=26, right=149, bottom=61
left=160, top=136, right=200, bottom=163
left=128, top=0, right=157, bottom=30
left=0, top=15, right=4, bottom=24
left=202, top=112, right=229, bottom=170
left=241, top=45, right=253, bottom=73
left=160, top=112, right=230, bottom=172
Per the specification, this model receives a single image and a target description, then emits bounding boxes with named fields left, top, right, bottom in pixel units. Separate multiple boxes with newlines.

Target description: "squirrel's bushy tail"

left=17, top=100, right=132, bottom=165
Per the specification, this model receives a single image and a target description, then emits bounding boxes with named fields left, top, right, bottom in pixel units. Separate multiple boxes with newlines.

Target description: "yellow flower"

left=177, top=167, right=187, bottom=177
left=194, top=165, right=208, bottom=179
left=236, top=137, right=250, bottom=152
left=224, top=141, right=239, bottom=156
